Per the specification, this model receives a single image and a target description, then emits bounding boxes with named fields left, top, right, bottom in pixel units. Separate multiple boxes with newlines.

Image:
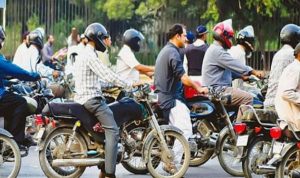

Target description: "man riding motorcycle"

left=73, top=23, right=133, bottom=178
left=0, top=26, right=40, bottom=149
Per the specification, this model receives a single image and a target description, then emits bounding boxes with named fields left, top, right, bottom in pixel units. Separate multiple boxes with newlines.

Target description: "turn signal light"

left=234, top=123, right=247, bottom=135
left=270, top=127, right=282, bottom=140
left=254, top=126, right=262, bottom=134
left=297, top=142, right=300, bottom=149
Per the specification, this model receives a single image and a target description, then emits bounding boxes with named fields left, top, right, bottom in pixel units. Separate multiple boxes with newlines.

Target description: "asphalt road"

left=13, top=147, right=242, bottom=178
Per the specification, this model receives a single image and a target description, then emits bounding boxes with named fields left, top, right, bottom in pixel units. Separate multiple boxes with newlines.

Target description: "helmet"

left=123, top=29, right=145, bottom=52
left=236, top=25, right=255, bottom=52
left=213, top=19, right=234, bottom=49
left=280, top=24, right=300, bottom=48
left=0, top=26, right=5, bottom=49
left=28, top=29, right=44, bottom=49
left=186, top=31, right=195, bottom=44
left=84, top=23, right=108, bottom=52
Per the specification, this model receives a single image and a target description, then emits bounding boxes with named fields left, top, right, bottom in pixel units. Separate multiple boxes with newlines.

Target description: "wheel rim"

left=281, top=148, right=300, bottom=178
left=219, top=134, right=243, bottom=174
left=43, top=132, right=85, bottom=176
left=147, top=132, right=189, bottom=178
left=0, top=137, right=20, bottom=178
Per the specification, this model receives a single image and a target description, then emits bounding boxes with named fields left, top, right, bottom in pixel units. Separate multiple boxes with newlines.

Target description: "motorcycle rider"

left=13, top=31, right=30, bottom=65
left=275, top=42, right=300, bottom=132
left=264, top=24, right=300, bottom=109
left=184, top=25, right=209, bottom=83
left=228, top=25, right=255, bottom=89
left=73, top=23, right=132, bottom=178
left=202, top=19, right=263, bottom=113
left=116, top=29, right=154, bottom=83
left=0, top=26, right=40, bottom=148
left=154, top=23, right=208, bottom=173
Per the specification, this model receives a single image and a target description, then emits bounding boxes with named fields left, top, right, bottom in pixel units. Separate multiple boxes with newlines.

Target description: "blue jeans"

left=83, top=97, right=119, bottom=174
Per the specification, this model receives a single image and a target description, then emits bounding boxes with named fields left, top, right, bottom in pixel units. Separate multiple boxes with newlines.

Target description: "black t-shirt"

left=154, top=42, right=185, bottom=110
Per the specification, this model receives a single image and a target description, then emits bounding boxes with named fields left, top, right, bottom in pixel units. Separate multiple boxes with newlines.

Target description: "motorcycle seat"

left=241, top=108, right=278, bottom=125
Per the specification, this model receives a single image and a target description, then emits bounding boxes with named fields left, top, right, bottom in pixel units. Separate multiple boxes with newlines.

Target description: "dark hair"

left=167, top=24, right=185, bottom=40
left=22, top=31, right=30, bottom=41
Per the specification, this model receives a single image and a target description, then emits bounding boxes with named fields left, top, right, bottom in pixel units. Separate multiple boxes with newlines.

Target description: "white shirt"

left=13, top=43, right=28, bottom=65
left=13, top=45, right=53, bottom=77
left=98, top=49, right=111, bottom=67
left=116, top=45, right=140, bottom=83
left=65, top=43, right=85, bottom=75
left=228, top=45, right=246, bottom=89
left=275, top=59, right=300, bottom=131
left=264, top=44, right=295, bottom=107
left=74, top=44, right=130, bottom=104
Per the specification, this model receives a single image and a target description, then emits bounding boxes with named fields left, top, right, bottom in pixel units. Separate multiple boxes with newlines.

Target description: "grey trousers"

left=83, top=96, right=119, bottom=174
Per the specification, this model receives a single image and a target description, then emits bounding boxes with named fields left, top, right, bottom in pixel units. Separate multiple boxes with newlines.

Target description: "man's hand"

left=251, top=70, right=264, bottom=79
left=241, top=75, right=250, bottom=81
left=52, top=70, right=60, bottom=78
left=132, top=81, right=145, bottom=87
left=196, top=86, right=208, bottom=95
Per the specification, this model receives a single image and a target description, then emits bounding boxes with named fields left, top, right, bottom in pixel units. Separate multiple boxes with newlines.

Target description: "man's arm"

left=134, top=64, right=154, bottom=74
left=0, top=57, right=40, bottom=81
left=42, top=45, right=52, bottom=62
left=181, top=74, right=208, bottom=94
left=281, top=70, right=300, bottom=105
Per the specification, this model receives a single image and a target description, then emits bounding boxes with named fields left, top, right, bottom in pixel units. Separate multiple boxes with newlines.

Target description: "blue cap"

left=186, top=31, right=195, bottom=43
left=196, top=25, right=208, bottom=35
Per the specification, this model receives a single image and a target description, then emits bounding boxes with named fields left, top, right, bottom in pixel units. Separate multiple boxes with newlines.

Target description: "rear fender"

left=142, top=125, right=183, bottom=162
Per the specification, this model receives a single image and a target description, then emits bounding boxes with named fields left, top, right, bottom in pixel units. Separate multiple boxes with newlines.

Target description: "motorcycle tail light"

left=270, top=127, right=282, bottom=140
left=234, top=123, right=247, bottom=135
left=297, top=142, right=300, bottom=149
left=254, top=126, right=262, bottom=134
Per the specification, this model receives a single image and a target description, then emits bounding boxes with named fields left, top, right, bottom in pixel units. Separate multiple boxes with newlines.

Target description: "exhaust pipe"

left=52, top=158, right=105, bottom=167
left=256, top=165, right=276, bottom=174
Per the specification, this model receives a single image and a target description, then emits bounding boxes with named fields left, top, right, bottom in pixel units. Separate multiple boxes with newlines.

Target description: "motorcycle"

left=0, top=117, right=22, bottom=178
left=38, top=84, right=191, bottom=178
left=234, top=105, right=278, bottom=178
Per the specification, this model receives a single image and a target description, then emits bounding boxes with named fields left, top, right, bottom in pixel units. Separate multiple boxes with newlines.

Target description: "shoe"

left=17, top=144, right=29, bottom=157
left=162, top=163, right=178, bottom=175
left=22, top=135, right=37, bottom=147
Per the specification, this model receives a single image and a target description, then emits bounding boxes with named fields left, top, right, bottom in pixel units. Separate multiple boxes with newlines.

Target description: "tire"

left=242, top=137, right=273, bottom=178
left=0, top=135, right=21, bottom=178
left=217, top=130, right=244, bottom=177
left=276, top=145, right=300, bottom=178
left=39, top=128, right=87, bottom=178
left=121, top=124, right=148, bottom=174
left=146, top=131, right=191, bottom=178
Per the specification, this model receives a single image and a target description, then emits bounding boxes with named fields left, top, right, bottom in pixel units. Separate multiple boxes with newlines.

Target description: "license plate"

left=272, top=141, right=284, bottom=154
left=236, top=135, right=249, bottom=147
left=36, top=128, right=45, bottom=139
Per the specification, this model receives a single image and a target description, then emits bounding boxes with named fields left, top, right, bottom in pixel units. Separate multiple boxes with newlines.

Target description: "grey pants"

left=83, top=97, right=119, bottom=174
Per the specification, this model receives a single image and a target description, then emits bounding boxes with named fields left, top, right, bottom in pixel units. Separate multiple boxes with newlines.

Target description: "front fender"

left=0, top=128, right=13, bottom=138
left=142, top=125, right=183, bottom=162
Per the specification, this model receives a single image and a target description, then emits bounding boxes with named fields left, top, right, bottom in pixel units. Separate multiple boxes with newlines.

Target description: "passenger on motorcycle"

left=264, top=24, right=300, bottom=109
left=116, top=29, right=154, bottom=83
left=184, top=25, right=209, bottom=84
left=98, top=34, right=112, bottom=67
left=73, top=23, right=132, bottom=178
left=154, top=23, right=208, bottom=173
left=0, top=26, right=40, bottom=148
left=13, top=31, right=30, bottom=65
left=228, top=25, right=255, bottom=89
left=275, top=42, right=300, bottom=131
left=202, top=19, right=263, bottom=114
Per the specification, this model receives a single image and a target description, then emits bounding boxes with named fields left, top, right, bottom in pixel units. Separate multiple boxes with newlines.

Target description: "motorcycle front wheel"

left=276, top=145, right=300, bottom=178
left=0, top=135, right=21, bottom=178
left=39, top=128, right=87, bottom=178
left=146, top=130, right=190, bottom=178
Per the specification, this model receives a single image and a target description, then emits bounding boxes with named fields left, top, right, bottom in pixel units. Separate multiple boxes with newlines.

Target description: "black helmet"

left=84, top=23, right=108, bottom=52
left=123, top=29, right=144, bottom=52
left=280, top=24, right=300, bottom=48
left=0, top=25, right=6, bottom=49
left=236, top=25, right=255, bottom=52
left=28, top=29, right=44, bottom=50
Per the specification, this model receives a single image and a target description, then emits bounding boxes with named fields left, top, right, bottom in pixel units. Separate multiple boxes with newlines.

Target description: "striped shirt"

left=73, top=44, right=130, bottom=104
